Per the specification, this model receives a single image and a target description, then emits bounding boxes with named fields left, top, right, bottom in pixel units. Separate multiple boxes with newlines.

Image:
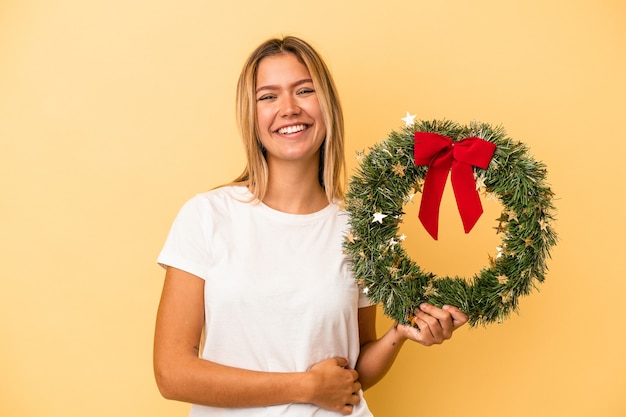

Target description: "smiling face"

left=255, top=53, right=327, bottom=167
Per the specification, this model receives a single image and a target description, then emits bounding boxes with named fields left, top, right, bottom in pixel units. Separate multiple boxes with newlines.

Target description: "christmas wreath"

left=343, top=118, right=557, bottom=327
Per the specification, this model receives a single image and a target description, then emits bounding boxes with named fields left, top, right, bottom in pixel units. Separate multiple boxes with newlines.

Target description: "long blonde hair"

left=232, top=36, right=346, bottom=203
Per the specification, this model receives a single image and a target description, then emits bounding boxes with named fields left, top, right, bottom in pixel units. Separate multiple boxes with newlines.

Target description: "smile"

left=276, top=124, right=307, bottom=135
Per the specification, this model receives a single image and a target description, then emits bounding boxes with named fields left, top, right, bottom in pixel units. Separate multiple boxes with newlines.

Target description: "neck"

left=262, top=158, right=329, bottom=214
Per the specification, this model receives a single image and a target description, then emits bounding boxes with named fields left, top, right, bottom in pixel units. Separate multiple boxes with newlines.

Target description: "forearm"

left=355, top=324, right=406, bottom=390
left=154, top=354, right=313, bottom=408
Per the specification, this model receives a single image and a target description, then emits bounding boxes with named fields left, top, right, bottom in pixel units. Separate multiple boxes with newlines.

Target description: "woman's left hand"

left=396, top=303, right=468, bottom=346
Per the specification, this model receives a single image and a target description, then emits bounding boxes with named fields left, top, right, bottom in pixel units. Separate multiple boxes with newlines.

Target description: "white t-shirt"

left=158, top=186, right=373, bottom=417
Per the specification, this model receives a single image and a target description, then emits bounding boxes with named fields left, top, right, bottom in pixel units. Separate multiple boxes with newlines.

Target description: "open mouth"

left=276, top=124, right=308, bottom=135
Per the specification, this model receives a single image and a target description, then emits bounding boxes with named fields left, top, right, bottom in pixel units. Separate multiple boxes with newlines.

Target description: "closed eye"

left=257, top=94, right=276, bottom=101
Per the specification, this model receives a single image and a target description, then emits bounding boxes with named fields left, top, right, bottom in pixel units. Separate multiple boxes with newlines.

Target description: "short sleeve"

left=157, top=196, right=212, bottom=280
left=357, top=289, right=375, bottom=308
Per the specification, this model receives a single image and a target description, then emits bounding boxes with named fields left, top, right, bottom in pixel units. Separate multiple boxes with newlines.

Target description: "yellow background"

left=1, top=0, right=625, bottom=416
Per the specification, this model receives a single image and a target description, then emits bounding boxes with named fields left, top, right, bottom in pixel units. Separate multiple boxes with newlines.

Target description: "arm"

left=153, top=266, right=361, bottom=414
left=355, top=303, right=468, bottom=390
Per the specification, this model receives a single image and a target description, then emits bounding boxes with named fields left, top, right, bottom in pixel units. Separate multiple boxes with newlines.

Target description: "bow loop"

left=413, top=132, right=496, bottom=240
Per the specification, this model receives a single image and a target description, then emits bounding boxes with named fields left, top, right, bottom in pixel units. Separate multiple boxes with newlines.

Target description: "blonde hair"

left=232, top=36, right=346, bottom=203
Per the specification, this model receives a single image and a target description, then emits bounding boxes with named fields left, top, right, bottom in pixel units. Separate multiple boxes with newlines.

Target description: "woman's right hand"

left=307, top=357, right=361, bottom=415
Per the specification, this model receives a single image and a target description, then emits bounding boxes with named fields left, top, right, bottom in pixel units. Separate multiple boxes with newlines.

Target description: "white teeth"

left=278, top=124, right=306, bottom=134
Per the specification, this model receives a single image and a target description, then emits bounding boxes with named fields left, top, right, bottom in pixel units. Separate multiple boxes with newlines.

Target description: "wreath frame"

left=343, top=119, right=557, bottom=327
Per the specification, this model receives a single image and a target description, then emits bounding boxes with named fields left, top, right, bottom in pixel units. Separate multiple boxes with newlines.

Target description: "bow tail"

left=451, top=161, right=483, bottom=233
left=418, top=155, right=452, bottom=240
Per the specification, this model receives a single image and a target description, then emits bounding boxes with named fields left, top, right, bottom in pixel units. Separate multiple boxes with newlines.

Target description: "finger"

left=419, top=303, right=453, bottom=324
left=333, top=357, right=349, bottom=368
left=339, top=404, right=353, bottom=416
left=413, top=317, right=437, bottom=345
left=442, top=305, right=469, bottom=328
left=348, top=369, right=359, bottom=382
left=419, top=304, right=453, bottom=338
left=415, top=309, right=448, bottom=342
left=338, top=398, right=360, bottom=416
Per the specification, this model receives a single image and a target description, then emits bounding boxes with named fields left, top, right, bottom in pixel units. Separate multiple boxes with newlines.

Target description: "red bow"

left=413, top=132, right=496, bottom=240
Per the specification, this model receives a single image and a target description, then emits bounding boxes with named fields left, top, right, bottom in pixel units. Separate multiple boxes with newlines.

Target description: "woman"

left=154, top=36, right=468, bottom=417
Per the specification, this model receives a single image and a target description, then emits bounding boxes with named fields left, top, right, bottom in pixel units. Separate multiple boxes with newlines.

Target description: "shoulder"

left=334, top=201, right=350, bottom=222
left=318, top=201, right=350, bottom=234
left=169, top=186, right=251, bottom=226
left=186, top=185, right=253, bottom=209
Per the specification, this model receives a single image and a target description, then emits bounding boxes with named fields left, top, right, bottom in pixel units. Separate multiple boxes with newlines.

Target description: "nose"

left=279, top=94, right=301, bottom=117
